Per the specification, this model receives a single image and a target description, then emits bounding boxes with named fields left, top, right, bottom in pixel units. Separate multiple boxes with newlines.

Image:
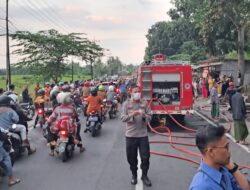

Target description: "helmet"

left=58, top=82, right=64, bottom=87
left=79, top=80, right=83, bottom=86
left=108, top=85, right=114, bottom=92
left=37, top=89, right=45, bottom=96
left=90, top=87, right=98, bottom=96
left=50, top=89, right=59, bottom=98
left=84, top=81, right=90, bottom=87
left=8, top=93, right=19, bottom=104
left=98, top=85, right=105, bottom=91
left=56, top=92, right=71, bottom=105
left=62, top=85, right=70, bottom=92
left=229, top=82, right=234, bottom=86
left=45, top=82, right=50, bottom=86
left=0, top=95, right=12, bottom=107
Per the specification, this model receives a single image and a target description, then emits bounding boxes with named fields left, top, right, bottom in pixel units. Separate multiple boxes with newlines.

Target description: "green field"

left=0, top=74, right=91, bottom=98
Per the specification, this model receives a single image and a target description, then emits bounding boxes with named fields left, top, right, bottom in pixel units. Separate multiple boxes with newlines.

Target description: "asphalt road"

left=1, top=110, right=249, bottom=190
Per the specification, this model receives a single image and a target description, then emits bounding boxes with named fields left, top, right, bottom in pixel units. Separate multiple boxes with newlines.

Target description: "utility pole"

left=71, top=57, right=73, bottom=82
left=90, top=57, right=93, bottom=80
left=6, top=0, right=11, bottom=89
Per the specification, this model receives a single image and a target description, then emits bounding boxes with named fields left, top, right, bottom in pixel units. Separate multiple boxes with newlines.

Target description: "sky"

left=0, top=0, right=172, bottom=68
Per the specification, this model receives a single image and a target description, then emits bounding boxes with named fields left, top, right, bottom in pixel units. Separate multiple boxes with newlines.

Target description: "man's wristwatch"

left=228, top=163, right=239, bottom=174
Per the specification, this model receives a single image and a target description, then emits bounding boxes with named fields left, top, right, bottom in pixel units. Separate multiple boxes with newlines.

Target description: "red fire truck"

left=138, top=54, right=193, bottom=125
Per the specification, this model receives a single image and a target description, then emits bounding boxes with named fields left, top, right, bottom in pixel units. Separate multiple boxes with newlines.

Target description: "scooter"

left=86, top=111, right=102, bottom=137
left=106, top=99, right=118, bottom=119
left=55, top=128, right=75, bottom=162
left=19, top=98, right=35, bottom=119
left=82, top=98, right=88, bottom=116
left=1, top=125, right=25, bottom=165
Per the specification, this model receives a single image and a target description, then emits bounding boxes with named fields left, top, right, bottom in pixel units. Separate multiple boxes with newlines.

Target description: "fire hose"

left=147, top=98, right=250, bottom=170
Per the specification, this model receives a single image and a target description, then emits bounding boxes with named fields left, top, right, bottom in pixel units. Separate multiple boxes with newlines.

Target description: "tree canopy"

left=11, top=29, right=103, bottom=82
left=144, top=0, right=250, bottom=67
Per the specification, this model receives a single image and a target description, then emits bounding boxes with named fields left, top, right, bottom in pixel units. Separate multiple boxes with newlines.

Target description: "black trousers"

left=126, top=136, right=150, bottom=176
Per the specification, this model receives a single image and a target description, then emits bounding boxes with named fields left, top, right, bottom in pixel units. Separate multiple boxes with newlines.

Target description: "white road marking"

left=136, top=150, right=143, bottom=190
left=194, top=110, right=250, bottom=154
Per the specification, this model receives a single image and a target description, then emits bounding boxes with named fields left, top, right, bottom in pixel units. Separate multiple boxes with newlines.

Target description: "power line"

left=37, top=0, right=72, bottom=32
left=11, top=0, right=57, bottom=31
left=0, top=6, right=29, bottom=31
left=23, top=0, right=69, bottom=33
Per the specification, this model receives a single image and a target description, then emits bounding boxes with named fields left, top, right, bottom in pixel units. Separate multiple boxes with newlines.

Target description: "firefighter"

left=121, top=83, right=152, bottom=187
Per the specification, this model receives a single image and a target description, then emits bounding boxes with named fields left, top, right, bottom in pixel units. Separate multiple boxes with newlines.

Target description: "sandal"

left=8, top=178, right=21, bottom=186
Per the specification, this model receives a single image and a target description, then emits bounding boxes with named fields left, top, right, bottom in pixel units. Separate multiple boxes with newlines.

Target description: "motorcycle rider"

left=50, top=87, right=60, bottom=109
left=82, top=81, right=90, bottom=98
left=106, top=85, right=118, bottom=110
left=0, top=95, right=36, bottom=155
left=44, top=92, right=85, bottom=156
left=34, top=89, right=45, bottom=128
left=97, top=85, right=106, bottom=101
left=119, top=80, right=127, bottom=105
left=84, top=88, right=103, bottom=132
left=44, top=82, right=51, bottom=101
left=8, top=94, right=32, bottom=133
left=0, top=128, right=21, bottom=186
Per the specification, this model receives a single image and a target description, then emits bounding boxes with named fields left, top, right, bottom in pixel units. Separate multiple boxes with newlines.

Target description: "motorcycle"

left=86, top=111, right=102, bottom=137
left=19, top=98, right=35, bottom=119
left=106, top=99, right=118, bottom=119
left=36, top=107, right=53, bottom=128
left=55, top=127, right=75, bottom=162
left=36, top=108, right=45, bottom=128
left=82, top=98, right=88, bottom=116
left=1, top=125, right=25, bottom=165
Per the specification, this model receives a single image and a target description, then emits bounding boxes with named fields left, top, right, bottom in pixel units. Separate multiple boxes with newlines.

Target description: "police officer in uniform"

left=121, top=83, right=152, bottom=186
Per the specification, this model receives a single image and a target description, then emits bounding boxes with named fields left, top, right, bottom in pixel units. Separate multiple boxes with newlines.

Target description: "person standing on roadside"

left=225, top=82, right=236, bottom=111
left=231, top=88, right=249, bottom=145
left=22, top=85, right=30, bottom=103
left=121, top=84, right=152, bottom=187
left=119, top=80, right=127, bottom=104
left=189, top=125, right=250, bottom=190
left=34, top=83, right=40, bottom=98
left=210, top=82, right=220, bottom=120
left=201, top=78, right=208, bottom=98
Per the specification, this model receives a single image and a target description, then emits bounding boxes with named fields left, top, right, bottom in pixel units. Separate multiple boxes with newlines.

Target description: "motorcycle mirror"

left=12, top=124, right=17, bottom=129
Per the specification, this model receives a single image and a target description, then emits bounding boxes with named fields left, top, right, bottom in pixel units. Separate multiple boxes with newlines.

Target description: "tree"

left=144, top=18, right=206, bottom=63
left=106, top=56, right=122, bottom=76
left=207, top=0, right=250, bottom=84
left=170, top=0, right=250, bottom=83
left=11, top=29, right=103, bottom=83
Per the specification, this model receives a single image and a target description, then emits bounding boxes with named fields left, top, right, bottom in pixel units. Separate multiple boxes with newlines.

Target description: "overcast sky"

left=0, top=0, right=172, bottom=68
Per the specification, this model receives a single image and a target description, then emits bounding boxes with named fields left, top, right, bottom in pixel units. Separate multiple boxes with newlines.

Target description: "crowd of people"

left=192, top=72, right=249, bottom=145
left=0, top=75, right=249, bottom=189
left=0, top=78, right=137, bottom=187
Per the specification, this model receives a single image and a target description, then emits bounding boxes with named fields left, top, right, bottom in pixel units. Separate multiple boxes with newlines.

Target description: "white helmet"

left=56, top=92, right=72, bottom=105
left=8, top=93, right=19, bottom=104
left=108, top=85, right=114, bottom=92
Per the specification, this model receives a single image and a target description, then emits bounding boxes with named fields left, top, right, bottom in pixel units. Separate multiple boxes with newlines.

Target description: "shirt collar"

left=200, top=160, right=224, bottom=184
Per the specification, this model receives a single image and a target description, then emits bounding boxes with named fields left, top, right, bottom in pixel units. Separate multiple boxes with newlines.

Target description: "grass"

left=0, top=74, right=91, bottom=99
left=225, top=51, right=250, bottom=60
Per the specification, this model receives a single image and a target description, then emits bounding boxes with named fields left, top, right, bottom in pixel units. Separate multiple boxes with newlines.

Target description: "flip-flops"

left=8, top=178, right=21, bottom=186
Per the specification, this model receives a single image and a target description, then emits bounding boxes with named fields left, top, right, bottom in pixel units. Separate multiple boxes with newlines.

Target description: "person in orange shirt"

left=44, top=82, right=51, bottom=101
left=34, top=89, right=45, bottom=128
left=34, top=83, right=40, bottom=98
left=86, top=88, right=103, bottom=114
